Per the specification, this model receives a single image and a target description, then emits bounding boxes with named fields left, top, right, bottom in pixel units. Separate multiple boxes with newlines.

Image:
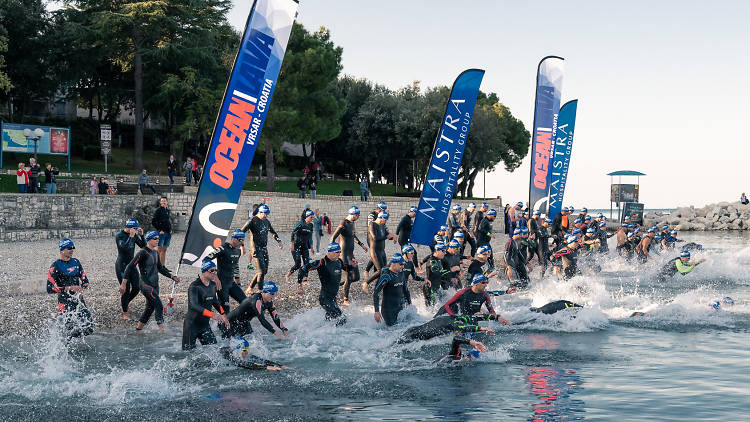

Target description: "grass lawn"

left=242, top=179, right=398, bottom=196
left=1, top=148, right=172, bottom=174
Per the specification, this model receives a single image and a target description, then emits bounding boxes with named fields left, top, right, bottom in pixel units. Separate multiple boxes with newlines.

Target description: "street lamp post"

left=23, top=128, right=45, bottom=161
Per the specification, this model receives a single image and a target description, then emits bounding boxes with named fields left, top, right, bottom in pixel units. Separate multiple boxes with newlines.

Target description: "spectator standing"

left=312, top=209, right=324, bottom=253
left=297, top=176, right=306, bottom=198
left=44, top=163, right=58, bottom=194
left=184, top=157, right=193, bottom=185
left=16, top=163, right=28, bottom=193
left=151, top=196, right=172, bottom=265
left=138, top=169, right=157, bottom=194
left=167, top=155, right=177, bottom=185
left=503, top=204, right=511, bottom=235
left=28, top=157, right=41, bottom=193
left=303, top=164, right=310, bottom=177
left=191, top=158, right=199, bottom=184
left=360, top=179, right=370, bottom=201
left=742, top=193, right=749, bottom=205
left=311, top=162, right=320, bottom=181
left=322, top=212, right=332, bottom=235
left=97, top=177, right=109, bottom=194
left=308, top=177, right=317, bottom=199
left=89, top=176, right=97, bottom=195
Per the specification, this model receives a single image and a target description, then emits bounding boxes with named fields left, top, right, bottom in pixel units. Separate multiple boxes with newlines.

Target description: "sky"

left=228, top=1, right=750, bottom=209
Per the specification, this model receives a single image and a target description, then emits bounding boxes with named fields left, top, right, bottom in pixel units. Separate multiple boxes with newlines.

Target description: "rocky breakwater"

left=644, top=202, right=750, bottom=231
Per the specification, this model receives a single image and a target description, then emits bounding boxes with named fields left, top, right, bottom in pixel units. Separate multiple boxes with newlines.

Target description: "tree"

left=0, top=35, right=11, bottom=95
left=262, top=23, right=345, bottom=191
left=64, top=0, right=232, bottom=170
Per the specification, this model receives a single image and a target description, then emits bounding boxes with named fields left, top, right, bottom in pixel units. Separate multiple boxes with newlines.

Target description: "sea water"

left=1, top=231, right=749, bottom=421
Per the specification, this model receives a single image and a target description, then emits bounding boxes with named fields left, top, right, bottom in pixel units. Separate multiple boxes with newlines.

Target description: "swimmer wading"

left=166, top=0, right=299, bottom=313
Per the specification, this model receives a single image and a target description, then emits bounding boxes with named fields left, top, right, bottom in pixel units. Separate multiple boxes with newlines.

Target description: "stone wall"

left=0, top=191, right=504, bottom=242
left=643, top=201, right=750, bottom=231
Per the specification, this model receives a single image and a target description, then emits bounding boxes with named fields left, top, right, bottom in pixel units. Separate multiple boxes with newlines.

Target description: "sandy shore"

left=0, top=230, right=509, bottom=337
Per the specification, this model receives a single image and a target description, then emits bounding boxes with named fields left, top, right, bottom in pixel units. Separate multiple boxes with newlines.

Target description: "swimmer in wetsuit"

left=241, top=204, right=283, bottom=294
left=220, top=281, right=289, bottom=339
left=331, top=206, right=368, bottom=305
left=286, top=210, right=315, bottom=284
left=300, top=242, right=355, bottom=325
left=372, top=253, right=411, bottom=326
left=435, top=335, right=488, bottom=364
left=362, top=211, right=397, bottom=292
left=476, top=209, right=498, bottom=266
left=123, top=231, right=180, bottom=331
left=221, top=336, right=286, bottom=371
left=182, top=260, right=230, bottom=350
left=530, top=300, right=583, bottom=314
left=397, top=314, right=501, bottom=344
left=434, top=274, right=510, bottom=321
left=47, top=238, right=93, bottom=338
left=657, top=250, right=705, bottom=281
left=115, top=218, right=145, bottom=319
left=421, top=242, right=452, bottom=307
left=206, top=229, right=247, bottom=313
left=551, top=235, right=581, bottom=280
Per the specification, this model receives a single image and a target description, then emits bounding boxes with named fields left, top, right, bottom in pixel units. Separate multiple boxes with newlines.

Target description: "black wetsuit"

left=220, top=293, right=286, bottom=338
left=551, top=214, right=567, bottom=249
left=373, top=268, right=411, bottom=326
left=447, top=212, right=462, bottom=239
left=115, top=230, right=145, bottom=313
left=441, top=251, right=466, bottom=289
left=472, top=210, right=485, bottom=239
left=552, top=246, right=579, bottom=280
left=422, top=254, right=452, bottom=306
left=182, top=278, right=224, bottom=350
left=47, top=258, right=93, bottom=338
left=435, top=287, right=496, bottom=317
left=206, top=242, right=246, bottom=312
left=465, top=259, right=494, bottom=286
left=439, top=336, right=474, bottom=363
left=124, top=247, right=173, bottom=325
left=396, top=215, right=419, bottom=268
left=331, top=218, right=365, bottom=299
left=530, top=300, right=582, bottom=314
left=461, top=209, right=478, bottom=256
left=289, top=220, right=314, bottom=282
left=476, top=217, right=495, bottom=266
left=596, top=229, right=610, bottom=253
left=242, top=216, right=281, bottom=290
left=397, top=314, right=497, bottom=343
left=365, top=221, right=390, bottom=276
left=505, top=238, right=529, bottom=288
left=220, top=346, right=284, bottom=370
left=302, top=256, right=352, bottom=324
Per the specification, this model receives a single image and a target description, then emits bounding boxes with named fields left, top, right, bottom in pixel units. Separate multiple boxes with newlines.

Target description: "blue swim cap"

left=390, top=253, right=406, bottom=264
left=520, top=227, right=529, bottom=234
left=201, top=259, right=216, bottom=273
left=327, top=242, right=342, bottom=253
left=670, top=230, right=678, bottom=235
left=621, top=222, right=629, bottom=228
left=513, top=228, right=521, bottom=236
left=662, top=224, right=669, bottom=230
left=348, top=206, right=360, bottom=216
left=257, top=204, right=270, bottom=214
left=566, top=235, right=578, bottom=245
left=440, top=225, right=448, bottom=231
left=471, top=273, right=488, bottom=285
left=516, top=202, right=524, bottom=208
left=680, top=250, right=690, bottom=258
left=453, top=231, right=465, bottom=239
left=634, top=228, right=641, bottom=234
left=572, top=228, right=582, bottom=235
left=626, top=232, right=634, bottom=239
left=581, top=207, right=588, bottom=213
left=477, top=245, right=492, bottom=255
left=125, top=218, right=139, bottom=228
left=401, top=244, right=415, bottom=254
left=480, top=202, right=489, bottom=209
left=409, top=206, right=418, bottom=213
left=597, top=213, right=604, bottom=219
left=377, top=211, right=389, bottom=220
left=231, top=229, right=245, bottom=239
left=654, top=234, right=662, bottom=240
left=723, top=297, right=735, bottom=306
left=304, top=210, right=314, bottom=218
left=468, top=202, right=476, bottom=209
left=710, top=300, right=721, bottom=310
left=584, top=215, right=592, bottom=221
left=468, top=349, right=481, bottom=359
left=599, top=222, right=607, bottom=228
left=59, top=238, right=75, bottom=251
left=449, top=239, right=461, bottom=249
left=231, top=336, right=250, bottom=351
left=434, top=242, right=447, bottom=251
left=574, top=218, right=582, bottom=224
left=262, top=281, right=278, bottom=295
left=486, top=209, right=497, bottom=216
left=533, top=209, right=541, bottom=216
left=377, top=201, right=388, bottom=210
left=586, top=227, right=595, bottom=234
left=145, top=230, right=159, bottom=242
left=544, top=217, right=553, bottom=224
left=451, top=204, right=462, bottom=211
left=569, top=207, right=575, bottom=213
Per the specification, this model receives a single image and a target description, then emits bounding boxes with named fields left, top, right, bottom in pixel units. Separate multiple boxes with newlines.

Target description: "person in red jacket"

left=16, top=162, right=29, bottom=193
